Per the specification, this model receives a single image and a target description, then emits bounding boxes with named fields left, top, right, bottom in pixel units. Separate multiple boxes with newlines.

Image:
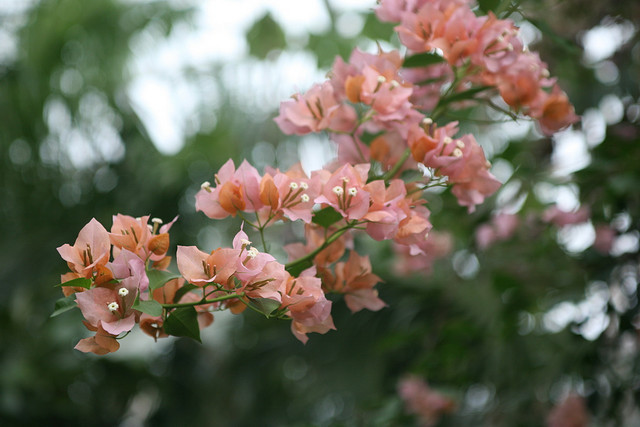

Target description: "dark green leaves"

left=56, top=277, right=91, bottom=289
left=286, top=259, right=314, bottom=278
left=51, top=294, right=77, bottom=317
left=477, top=0, right=501, bottom=14
left=132, top=299, right=163, bottom=317
left=147, top=269, right=180, bottom=291
left=312, top=206, right=343, bottom=228
left=403, top=52, right=445, bottom=68
left=173, top=283, right=198, bottom=303
left=164, top=306, right=201, bottom=343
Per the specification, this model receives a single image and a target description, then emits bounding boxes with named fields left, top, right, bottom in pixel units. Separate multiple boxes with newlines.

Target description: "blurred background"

left=1, top=0, right=639, bottom=425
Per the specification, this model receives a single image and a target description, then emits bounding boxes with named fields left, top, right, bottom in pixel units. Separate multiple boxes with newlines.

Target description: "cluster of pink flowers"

left=376, top=0, right=578, bottom=134
left=57, top=215, right=176, bottom=354
left=55, top=0, right=579, bottom=354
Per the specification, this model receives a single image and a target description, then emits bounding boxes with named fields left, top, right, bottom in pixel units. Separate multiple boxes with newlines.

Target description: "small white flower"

left=443, top=136, right=453, bottom=145
left=301, top=194, right=310, bottom=203
left=332, top=186, right=344, bottom=196
left=201, top=181, right=212, bottom=192
left=151, top=217, right=163, bottom=225
left=422, top=117, right=433, bottom=125
left=376, top=75, right=386, bottom=83
left=108, top=302, right=119, bottom=313
left=118, top=288, right=129, bottom=297
left=289, top=182, right=299, bottom=189
left=246, top=247, right=259, bottom=259
left=456, top=140, right=465, bottom=149
left=452, top=148, right=463, bottom=158
left=348, top=187, right=358, bottom=196
left=300, top=182, right=309, bottom=190
left=390, top=80, right=400, bottom=88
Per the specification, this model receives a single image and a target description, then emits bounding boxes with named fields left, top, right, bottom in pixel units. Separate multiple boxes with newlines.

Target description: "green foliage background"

left=1, top=0, right=639, bottom=425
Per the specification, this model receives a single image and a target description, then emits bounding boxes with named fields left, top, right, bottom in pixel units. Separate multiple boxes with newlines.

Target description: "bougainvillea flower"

left=275, top=81, right=357, bottom=135
left=330, top=251, right=386, bottom=313
left=107, top=249, right=150, bottom=297
left=314, top=163, right=371, bottom=220
left=398, top=375, right=456, bottom=426
left=57, top=218, right=111, bottom=278
left=75, top=278, right=139, bottom=336
left=279, top=269, right=335, bottom=344
left=176, top=245, right=241, bottom=288
left=74, top=323, right=120, bottom=355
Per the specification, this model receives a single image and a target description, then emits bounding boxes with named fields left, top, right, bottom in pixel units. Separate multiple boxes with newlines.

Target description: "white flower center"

left=289, top=182, right=299, bottom=189
left=299, top=182, right=309, bottom=190
left=443, top=136, right=453, bottom=145
left=118, top=288, right=129, bottom=297
left=301, top=194, right=310, bottom=203
left=246, top=247, right=259, bottom=259
left=348, top=187, right=358, bottom=196
left=108, top=302, right=119, bottom=313
left=332, top=186, right=344, bottom=196
left=452, top=148, right=463, bottom=158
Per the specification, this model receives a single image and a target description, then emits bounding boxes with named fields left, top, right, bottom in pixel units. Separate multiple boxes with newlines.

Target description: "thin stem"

left=162, top=292, right=245, bottom=309
left=285, top=221, right=359, bottom=272
left=381, top=148, right=412, bottom=182
left=351, top=133, right=367, bottom=163
left=236, top=212, right=259, bottom=230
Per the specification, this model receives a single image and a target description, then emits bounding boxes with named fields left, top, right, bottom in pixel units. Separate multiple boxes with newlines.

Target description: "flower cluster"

left=54, top=0, right=578, bottom=353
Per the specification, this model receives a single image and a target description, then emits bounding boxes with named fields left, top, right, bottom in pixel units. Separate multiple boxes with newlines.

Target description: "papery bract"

left=57, top=218, right=110, bottom=278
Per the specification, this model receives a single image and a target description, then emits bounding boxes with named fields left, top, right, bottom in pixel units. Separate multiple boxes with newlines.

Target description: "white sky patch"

left=129, top=76, right=185, bottom=155
left=543, top=281, right=610, bottom=341
left=126, top=0, right=370, bottom=154
left=551, top=129, right=591, bottom=177
left=599, top=94, right=624, bottom=125
left=557, top=221, right=595, bottom=254
left=298, top=134, right=337, bottom=174
left=581, top=18, right=636, bottom=64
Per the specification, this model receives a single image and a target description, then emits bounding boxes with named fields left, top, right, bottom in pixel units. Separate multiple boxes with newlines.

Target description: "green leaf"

left=132, top=299, right=163, bottom=317
left=312, top=206, right=343, bottom=228
left=403, top=52, right=445, bottom=68
left=249, top=298, right=281, bottom=317
left=56, top=277, right=91, bottom=289
left=360, top=130, right=385, bottom=145
left=147, top=269, right=180, bottom=291
left=164, top=306, right=201, bottom=343
left=285, top=258, right=314, bottom=278
left=438, top=85, right=494, bottom=107
left=478, top=0, right=501, bottom=14
left=246, top=12, right=286, bottom=59
left=174, top=283, right=199, bottom=303
left=50, top=294, right=77, bottom=317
